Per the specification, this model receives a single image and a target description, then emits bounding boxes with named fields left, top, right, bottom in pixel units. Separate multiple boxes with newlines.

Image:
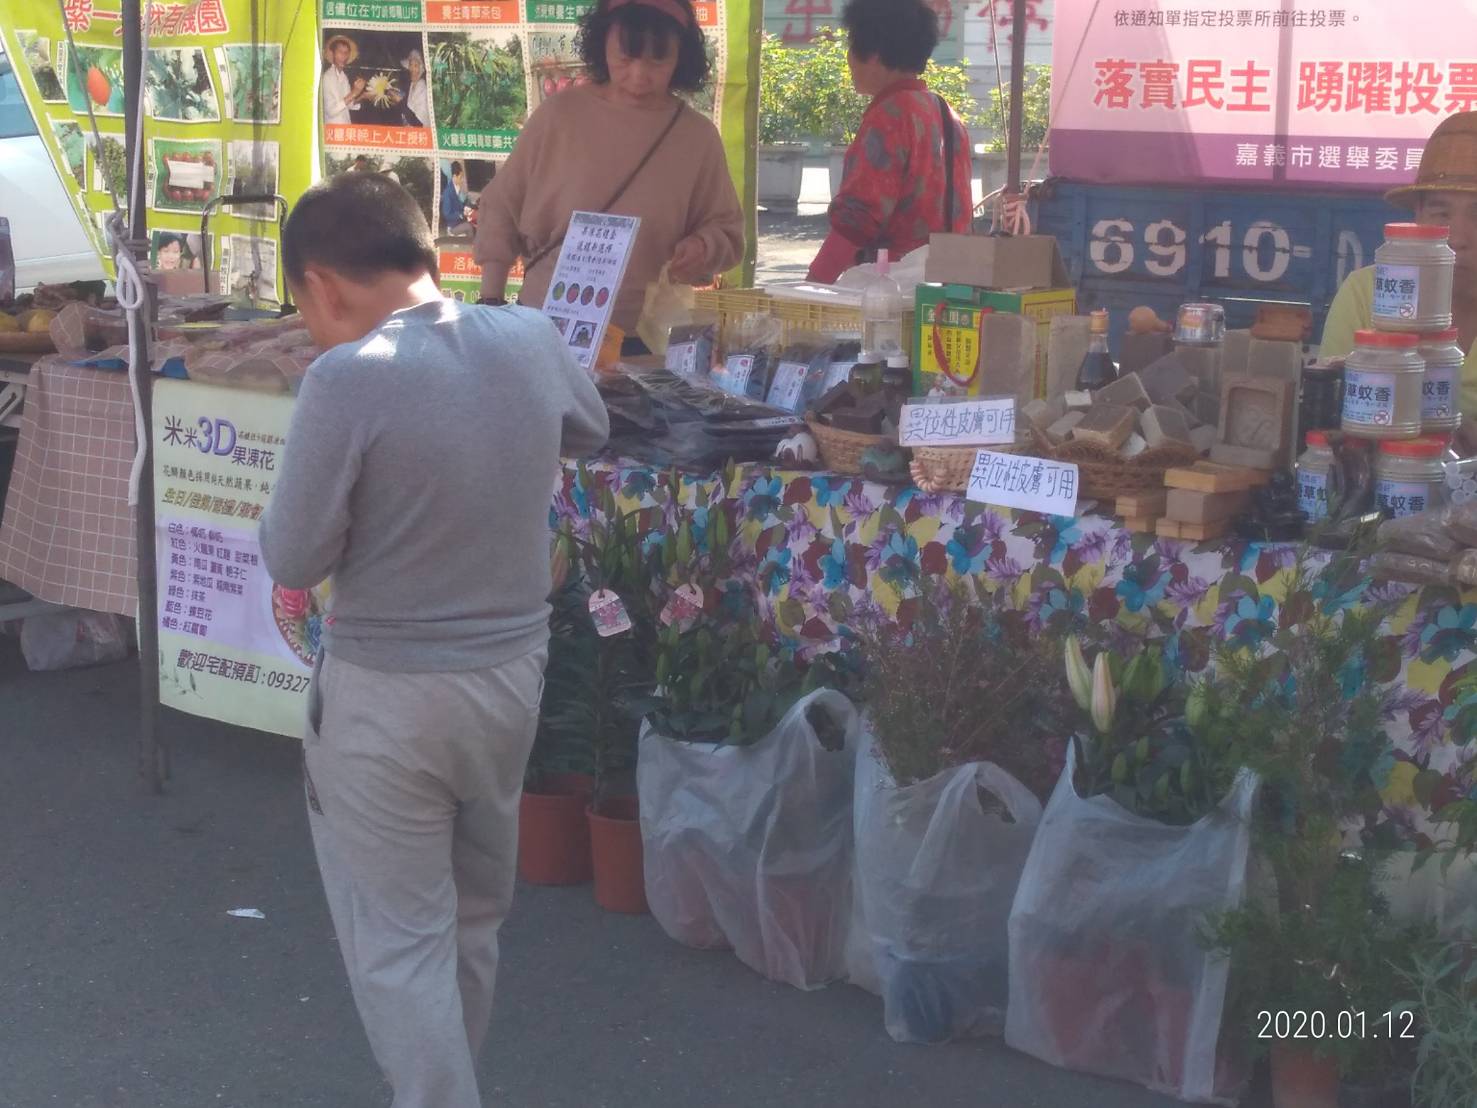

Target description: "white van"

left=0, top=44, right=105, bottom=290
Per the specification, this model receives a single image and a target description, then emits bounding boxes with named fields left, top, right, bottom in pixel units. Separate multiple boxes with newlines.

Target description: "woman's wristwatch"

left=477, top=295, right=508, bottom=307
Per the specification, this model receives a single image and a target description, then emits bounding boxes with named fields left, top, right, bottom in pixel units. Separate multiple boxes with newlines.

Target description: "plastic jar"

left=1372, top=223, right=1455, bottom=331
left=1296, top=431, right=1338, bottom=522
left=1418, top=327, right=1464, bottom=434
left=1341, top=330, right=1425, bottom=439
left=1375, top=437, right=1449, bottom=518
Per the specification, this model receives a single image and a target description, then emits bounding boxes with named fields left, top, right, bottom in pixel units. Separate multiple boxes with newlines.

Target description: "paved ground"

left=0, top=634, right=1220, bottom=1108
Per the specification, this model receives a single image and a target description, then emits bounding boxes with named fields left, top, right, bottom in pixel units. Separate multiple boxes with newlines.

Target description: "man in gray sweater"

left=259, top=172, right=608, bottom=1108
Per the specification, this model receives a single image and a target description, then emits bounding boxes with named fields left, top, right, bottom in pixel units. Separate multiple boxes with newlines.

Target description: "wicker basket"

left=1046, top=439, right=1200, bottom=500
left=806, top=418, right=906, bottom=478
left=910, top=436, right=1037, bottom=493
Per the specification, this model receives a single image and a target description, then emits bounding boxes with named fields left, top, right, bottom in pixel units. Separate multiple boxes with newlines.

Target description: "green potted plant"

left=850, top=579, right=1068, bottom=1044
left=1400, top=941, right=1477, bottom=1108
left=982, top=64, right=1051, bottom=195
left=757, top=34, right=811, bottom=214
left=1005, top=631, right=1256, bottom=1104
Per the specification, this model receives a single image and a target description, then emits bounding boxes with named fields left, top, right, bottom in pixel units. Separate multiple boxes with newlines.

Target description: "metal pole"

left=1005, top=0, right=1029, bottom=200
left=123, top=0, right=165, bottom=792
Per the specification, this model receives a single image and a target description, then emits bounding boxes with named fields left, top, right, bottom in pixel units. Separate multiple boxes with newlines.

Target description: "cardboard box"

left=914, top=282, right=1078, bottom=399
left=925, top=233, right=1070, bottom=291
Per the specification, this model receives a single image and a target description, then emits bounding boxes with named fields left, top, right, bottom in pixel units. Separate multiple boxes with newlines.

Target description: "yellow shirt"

left=1320, top=265, right=1477, bottom=416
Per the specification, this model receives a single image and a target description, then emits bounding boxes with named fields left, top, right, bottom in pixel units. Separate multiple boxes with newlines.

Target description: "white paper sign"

left=966, top=450, right=1080, bottom=516
left=713, top=354, right=755, bottom=398
left=666, top=341, right=700, bottom=377
left=540, top=211, right=640, bottom=370
left=900, top=397, right=1017, bottom=447
left=766, top=360, right=810, bottom=412
left=822, top=359, right=858, bottom=393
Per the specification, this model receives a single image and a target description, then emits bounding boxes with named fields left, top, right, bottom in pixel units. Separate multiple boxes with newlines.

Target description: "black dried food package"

left=664, top=321, right=717, bottom=378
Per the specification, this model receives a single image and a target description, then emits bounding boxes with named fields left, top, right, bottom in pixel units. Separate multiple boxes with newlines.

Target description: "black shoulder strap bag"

left=937, top=93, right=957, bottom=232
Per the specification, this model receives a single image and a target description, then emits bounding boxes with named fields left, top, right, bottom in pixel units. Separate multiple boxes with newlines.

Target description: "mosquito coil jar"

left=1372, top=223, right=1455, bottom=332
left=1418, top=327, right=1464, bottom=435
left=1296, top=431, right=1337, bottom=522
left=1341, top=330, right=1425, bottom=440
left=1375, top=437, right=1449, bottom=519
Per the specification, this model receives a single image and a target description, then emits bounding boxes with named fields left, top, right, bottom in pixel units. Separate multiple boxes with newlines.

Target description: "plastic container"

left=1341, top=330, right=1425, bottom=440
left=1372, top=223, right=1455, bottom=332
left=1375, top=437, right=1450, bottom=518
left=1418, top=327, right=1464, bottom=435
left=861, top=249, right=905, bottom=359
left=1296, top=431, right=1338, bottom=522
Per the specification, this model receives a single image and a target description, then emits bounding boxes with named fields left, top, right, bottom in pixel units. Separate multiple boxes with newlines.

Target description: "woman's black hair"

left=576, top=0, right=710, bottom=93
left=842, top=0, right=939, bottom=75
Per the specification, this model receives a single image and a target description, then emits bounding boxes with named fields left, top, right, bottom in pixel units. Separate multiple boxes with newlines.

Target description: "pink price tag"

left=659, top=583, right=704, bottom=628
left=589, top=588, right=633, bottom=637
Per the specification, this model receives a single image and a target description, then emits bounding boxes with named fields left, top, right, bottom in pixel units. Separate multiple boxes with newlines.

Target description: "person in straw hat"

left=321, top=34, right=367, bottom=127
left=1322, top=112, right=1477, bottom=444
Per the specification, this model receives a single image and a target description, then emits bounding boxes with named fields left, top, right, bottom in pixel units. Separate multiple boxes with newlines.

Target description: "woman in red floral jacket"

left=807, top=0, right=974, bottom=283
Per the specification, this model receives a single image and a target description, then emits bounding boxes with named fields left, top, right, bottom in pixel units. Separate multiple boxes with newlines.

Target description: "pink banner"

left=1049, top=1, right=1467, bottom=190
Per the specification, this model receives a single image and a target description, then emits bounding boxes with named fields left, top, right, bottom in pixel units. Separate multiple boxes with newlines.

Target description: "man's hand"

left=667, top=235, right=709, bottom=285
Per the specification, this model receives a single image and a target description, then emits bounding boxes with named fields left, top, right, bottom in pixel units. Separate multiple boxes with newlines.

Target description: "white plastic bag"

left=637, top=689, right=861, bottom=990
left=20, top=610, right=129, bottom=671
left=635, top=263, right=695, bottom=358
left=852, top=729, right=1043, bottom=1043
left=1005, top=748, right=1257, bottom=1105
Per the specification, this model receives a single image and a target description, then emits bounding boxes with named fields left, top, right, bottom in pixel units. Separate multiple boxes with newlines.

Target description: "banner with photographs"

left=2, top=1, right=318, bottom=299
left=317, top=0, right=757, bottom=300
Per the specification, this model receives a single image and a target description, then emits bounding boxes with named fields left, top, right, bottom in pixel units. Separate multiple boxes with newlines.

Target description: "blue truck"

left=1031, top=179, right=1403, bottom=353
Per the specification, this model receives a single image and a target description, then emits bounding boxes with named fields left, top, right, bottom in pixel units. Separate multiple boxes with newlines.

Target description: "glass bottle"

left=860, top=249, right=905, bottom=359
left=1076, top=308, right=1119, bottom=391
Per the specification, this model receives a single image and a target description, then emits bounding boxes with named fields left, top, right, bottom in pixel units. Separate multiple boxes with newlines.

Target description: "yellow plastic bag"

left=636, top=263, right=695, bottom=358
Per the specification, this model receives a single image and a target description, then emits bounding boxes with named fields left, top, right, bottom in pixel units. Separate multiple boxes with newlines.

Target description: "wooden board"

left=1115, top=490, right=1168, bottom=517
left=1121, top=514, right=1161, bottom=534
left=0, top=332, right=56, bottom=354
left=1157, top=517, right=1230, bottom=542
left=1165, top=488, right=1251, bottom=524
left=1164, top=461, right=1270, bottom=494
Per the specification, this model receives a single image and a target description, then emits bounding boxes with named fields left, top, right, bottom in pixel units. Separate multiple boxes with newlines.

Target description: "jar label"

left=1373, top=263, right=1421, bottom=321
left=1298, top=470, right=1330, bottom=521
left=715, top=354, right=755, bottom=397
left=1423, top=364, right=1460, bottom=420
left=1343, top=368, right=1398, bottom=427
left=1376, top=477, right=1437, bottom=518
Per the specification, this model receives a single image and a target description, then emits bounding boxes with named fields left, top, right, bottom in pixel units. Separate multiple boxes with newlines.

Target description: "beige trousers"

left=302, top=647, right=546, bottom=1108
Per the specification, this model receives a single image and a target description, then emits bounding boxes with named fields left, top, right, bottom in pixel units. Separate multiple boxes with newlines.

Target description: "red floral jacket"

left=808, top=78, right=974, bottom=283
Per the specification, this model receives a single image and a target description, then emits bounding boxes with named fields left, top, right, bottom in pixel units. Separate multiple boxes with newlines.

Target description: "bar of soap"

left=1072, top=403, right=1137, bottom=449
left=1023, top=396, right=1067, bottom=440
left=1094, top=371, right=1150, bottom=411
left=1045, top=410, right=1086, bottom=444
left=1141, top=404, right=1195, bottom=450
left=1064, top=390, right=1093, bottom=410
left=1190, top=424, right=1217, bottom=455
left=1139, top=354, right=1198, bottom=405
left=1121, top=432, right=1149, bottom=458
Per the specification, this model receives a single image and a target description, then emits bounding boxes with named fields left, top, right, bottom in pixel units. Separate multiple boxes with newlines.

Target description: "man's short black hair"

left=842, top=0, right=939, bottom=75
left=576, top=0, right=710, bottom=93
left=283, top=173, right=437, bottom=285
left=450, top=160, right=465, bottom=175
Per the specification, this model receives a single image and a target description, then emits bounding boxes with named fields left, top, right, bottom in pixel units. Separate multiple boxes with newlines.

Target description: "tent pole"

left=1005, top=0, right=1028, bottom=201
left=123, top=0, right=165, bottom=792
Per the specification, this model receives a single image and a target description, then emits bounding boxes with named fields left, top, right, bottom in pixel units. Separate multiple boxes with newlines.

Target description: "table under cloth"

left=0, top=355, right=137, bottom=616
left=553, top=458, right=1477, bottom=836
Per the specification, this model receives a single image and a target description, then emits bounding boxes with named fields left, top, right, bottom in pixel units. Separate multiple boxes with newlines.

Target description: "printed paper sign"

left=766, top=360, right=810, bottom=412
left=540, top=211, right=639, bottom=371
left=900, top=397, right=1017, bottom=447
left=966, top=450, right=1080, bottom=517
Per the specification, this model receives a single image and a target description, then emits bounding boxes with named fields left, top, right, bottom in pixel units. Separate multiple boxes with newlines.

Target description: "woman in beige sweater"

left=474, top=0, right=744, bottom=348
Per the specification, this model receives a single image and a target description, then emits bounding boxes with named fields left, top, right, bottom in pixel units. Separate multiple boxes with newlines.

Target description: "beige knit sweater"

left=474, top=84, right=744, bottom=333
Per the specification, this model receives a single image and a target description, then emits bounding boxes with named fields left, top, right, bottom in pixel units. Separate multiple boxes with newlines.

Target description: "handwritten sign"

left=541, top=211, right=640, bottom=371
left=900, top=396, right=1017, bottom=447
left=966, top=450, right=1080, bottom=516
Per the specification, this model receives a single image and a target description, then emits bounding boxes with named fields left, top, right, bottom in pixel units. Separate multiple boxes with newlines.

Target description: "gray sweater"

left=259, top=300, right=609, bottom=673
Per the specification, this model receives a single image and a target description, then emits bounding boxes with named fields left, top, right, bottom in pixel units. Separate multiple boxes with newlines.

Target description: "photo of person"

left=151, top=230, right=204, bottom=271
left=324, top=153, right=436, bottom=230
left=320, top=30, right=430, bottom=130
left=570, top=322, right=594, bottom=349
left=437, top=158, right=496, bottom=238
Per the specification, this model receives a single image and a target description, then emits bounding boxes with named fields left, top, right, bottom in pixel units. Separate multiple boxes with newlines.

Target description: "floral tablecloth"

left=555, top=458, right=1477, bottom=845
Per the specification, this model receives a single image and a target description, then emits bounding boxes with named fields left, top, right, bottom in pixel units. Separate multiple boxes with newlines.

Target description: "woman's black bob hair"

left=576, top=0, right=711, bottom=93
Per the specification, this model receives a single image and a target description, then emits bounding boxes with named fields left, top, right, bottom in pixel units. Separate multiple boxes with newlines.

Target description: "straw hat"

left=1387, top=112, right=1477, bottom=209
left=323, top=34, right=358, bottom=65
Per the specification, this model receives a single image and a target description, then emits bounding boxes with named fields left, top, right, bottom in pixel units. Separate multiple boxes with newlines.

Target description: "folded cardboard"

left=924, top=233, right=1071, bottom=291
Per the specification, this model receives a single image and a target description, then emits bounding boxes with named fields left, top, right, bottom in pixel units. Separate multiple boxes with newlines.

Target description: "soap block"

left=1120, top=331, right=1174, bottom=377
left=1072, top=403, right=1137, bottom=450
left=1165, top=397, right=1202, bottom=428
left=1094, top=371, right=1151, bottom=411
left=1193, top=390, right=1221, bottom=426
left=1190, top=424, right=1217, bottom=455
left=1116, top=489, right=1168, bottom=516
left=979, top=312, right=1038, bottom=404
left=1166, top=462, right=1272, bottom=493
left=1141, top=404, right=1195, bottom=450
left=1247, top=337, right=1302, bottom=384
left=1178, top=343, right=1224, bottom=402
left=1120, top=432, right=1149, bottom=458
left=1217, top=374, right=1295, bottom=467
left=1140, top=354, right=1198, bottom=406
left=1045, top=410, right=1086, bottom=444
left=1064, top=389, right=1093, bottom=410
left=1023, top=396, right=1067, bottom=441
left=1221, top=329, right=1251, bottom=377
left=1047, top=315, right=1093, bottom=399
left=1210, top=442, right=1278, bottom=470
left=1166, top=488, right=1251, bottom=524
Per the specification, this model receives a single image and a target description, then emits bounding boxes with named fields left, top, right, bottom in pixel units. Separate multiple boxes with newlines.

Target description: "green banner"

left=2, top=1, right=319, bottom=298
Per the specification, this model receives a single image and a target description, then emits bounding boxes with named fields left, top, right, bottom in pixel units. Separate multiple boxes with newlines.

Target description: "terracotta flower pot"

left=588, top=795, right=648, bottom=915
left=1271, top=1042, right=1340, bottom=1108
left=517, top=772, right=594, bottom=886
